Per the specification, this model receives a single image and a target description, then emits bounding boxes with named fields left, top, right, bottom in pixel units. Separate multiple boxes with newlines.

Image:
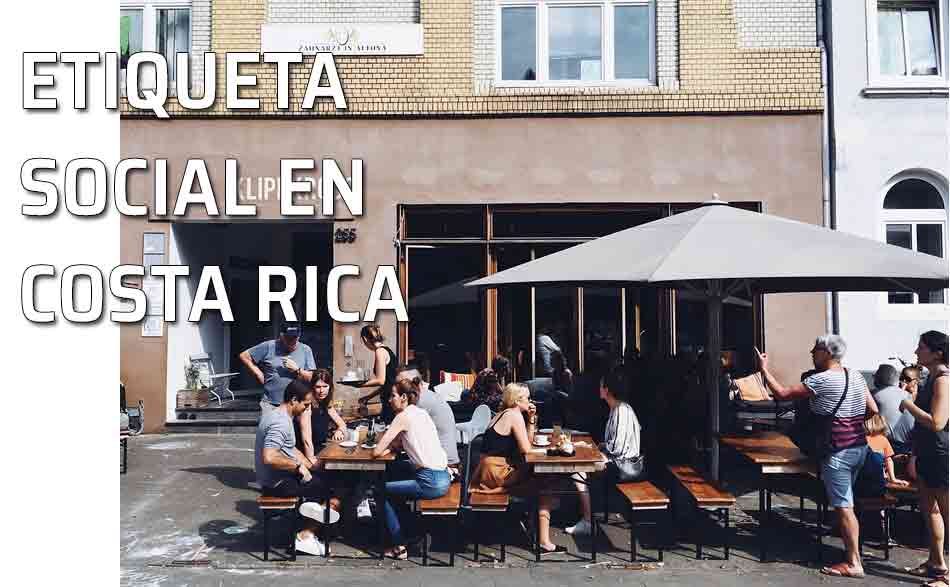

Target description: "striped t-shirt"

left=805, top=368, right=868, bottom=451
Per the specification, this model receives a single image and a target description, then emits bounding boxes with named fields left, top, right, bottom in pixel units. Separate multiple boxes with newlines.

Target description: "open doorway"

left=165, top=222, right=333, bottom=422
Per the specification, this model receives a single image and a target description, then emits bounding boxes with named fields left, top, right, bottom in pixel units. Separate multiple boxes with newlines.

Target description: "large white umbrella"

left=467, top=197, right=949, bottom=479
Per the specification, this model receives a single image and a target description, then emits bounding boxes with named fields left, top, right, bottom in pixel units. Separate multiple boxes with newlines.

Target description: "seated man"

left=255, top=379, right=339, bottom=556
left=396, top=365, right=461, bottom=474
left=871, top=364, right=915, bottom=454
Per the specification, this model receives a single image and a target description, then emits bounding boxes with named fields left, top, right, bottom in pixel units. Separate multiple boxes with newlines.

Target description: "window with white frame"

left=497, top=0, right=655, bottom=84
left=869, top=1, right=944, bottom=84
left=882, top=178, right=948, bottom=304
left=121, top=1, right=192, bottom=86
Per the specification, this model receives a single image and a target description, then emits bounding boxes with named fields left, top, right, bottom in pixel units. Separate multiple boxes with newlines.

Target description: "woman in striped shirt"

left=757, top=334, right=879, bottom=579
left=566, top=364, right=641, bottom=537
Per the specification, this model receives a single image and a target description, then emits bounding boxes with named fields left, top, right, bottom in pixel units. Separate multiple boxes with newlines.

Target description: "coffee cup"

left=562, top=441, right=574, bottom=454
left=534, top=434, right=549, bottom=445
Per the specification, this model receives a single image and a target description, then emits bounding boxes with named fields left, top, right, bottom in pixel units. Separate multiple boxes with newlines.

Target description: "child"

left=865, top=413, right=910, bottom=488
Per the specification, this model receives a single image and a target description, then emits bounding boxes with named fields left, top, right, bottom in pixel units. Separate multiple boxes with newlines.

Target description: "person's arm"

left=328, top=407, right=347, bottom=441
left=602, top=409, right=621, bottom=458
left=509, top=411, right=534, bottom=455
left=756, top=350, right=813, bottom=401
left=360, top=347, right=389, bottom=402
left=901, top=376, right=948, bottom=432
left=372, top=414, right=406, bottom=458
left=298, top=407, right=316, bottom=463
left=280, top=358, right=313, bottom=383
left=239, top=350, right=266, bottom=386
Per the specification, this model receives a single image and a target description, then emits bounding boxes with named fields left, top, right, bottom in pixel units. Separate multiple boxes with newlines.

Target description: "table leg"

left=324, top=486, right=332, bottom=559
left=759, top=486, right=767, bottom=562
left=377, top=470, right=386, bottom=559
left=535, top=498, right=542, bottom=563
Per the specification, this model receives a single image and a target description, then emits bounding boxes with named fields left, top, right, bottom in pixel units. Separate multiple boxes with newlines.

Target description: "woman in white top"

left=567, top=364, right=642, bottom=536
left=373, top=378, right=450, bottom=559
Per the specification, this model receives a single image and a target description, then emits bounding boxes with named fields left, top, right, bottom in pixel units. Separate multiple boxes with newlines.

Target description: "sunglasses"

left=900, top=376, right=918, bottom=383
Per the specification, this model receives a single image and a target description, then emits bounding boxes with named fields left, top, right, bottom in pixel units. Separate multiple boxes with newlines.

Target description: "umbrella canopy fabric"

left=467, top=201, right=949, bottom=293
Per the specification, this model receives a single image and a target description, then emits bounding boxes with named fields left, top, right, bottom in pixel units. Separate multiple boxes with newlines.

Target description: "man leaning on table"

left=756, top=335, right=878, bottom=579
left=240, top=322, right=316, bottom=413
left=255, top=379, right=340, bottom=556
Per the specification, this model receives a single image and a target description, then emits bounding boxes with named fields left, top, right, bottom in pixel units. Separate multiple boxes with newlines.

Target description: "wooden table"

left=719, top=432, right=821, bottom=562
left=316, top=440, right=396, bottom=558
left=525, top=435, right=606, bottom=561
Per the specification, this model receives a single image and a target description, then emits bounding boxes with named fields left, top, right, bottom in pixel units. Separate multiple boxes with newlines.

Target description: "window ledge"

left=862, top=86, right=949, bottom=98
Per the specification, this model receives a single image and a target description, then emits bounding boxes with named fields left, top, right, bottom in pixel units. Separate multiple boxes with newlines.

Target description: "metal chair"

left=189, top=353, right=239, bottom=406
left=456, top=404, right=492, bottom=445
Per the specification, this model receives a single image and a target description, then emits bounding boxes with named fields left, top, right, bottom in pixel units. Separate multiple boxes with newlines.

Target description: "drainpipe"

left=818, top=0, right=839, bottom=334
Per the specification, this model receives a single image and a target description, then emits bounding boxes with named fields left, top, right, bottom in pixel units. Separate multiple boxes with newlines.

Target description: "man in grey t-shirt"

left=240, top=323, right=317, bottom=409
left=871, top=364, right=915, bottom=453
left=396, top=366, right=460, bottom=467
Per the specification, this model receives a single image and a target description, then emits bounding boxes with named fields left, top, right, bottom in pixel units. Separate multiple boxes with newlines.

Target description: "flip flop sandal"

left=906, top=564, right=949, bottom=578
left=821, top=562, right=865, bottom=578
left=540, top=545, right=569, bottom=556
left=923, top=576, right=950, bottom=587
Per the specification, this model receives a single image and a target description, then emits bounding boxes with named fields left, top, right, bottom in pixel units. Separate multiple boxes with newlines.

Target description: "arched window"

left=883, top=177, right=947, bottom=304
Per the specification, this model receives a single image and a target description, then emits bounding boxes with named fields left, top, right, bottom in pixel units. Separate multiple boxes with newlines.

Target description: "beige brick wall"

left=124, top=0, right=822, bottom=117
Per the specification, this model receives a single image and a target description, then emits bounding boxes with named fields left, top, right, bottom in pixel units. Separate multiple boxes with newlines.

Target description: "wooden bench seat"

left=257, top=496, right=298, bottom=510
left=617, top=481, right=671, bottom=509
left=419, top=481, right=462, bottom=514
left=668, top=465, right=733, bottom=560
left=668, top=465, right=736, bottom=507
left=467, top=485, right=510, bottom=511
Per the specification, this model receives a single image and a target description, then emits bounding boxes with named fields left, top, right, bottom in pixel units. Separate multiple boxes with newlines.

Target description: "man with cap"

left=240, top=322, right=317, bottom=413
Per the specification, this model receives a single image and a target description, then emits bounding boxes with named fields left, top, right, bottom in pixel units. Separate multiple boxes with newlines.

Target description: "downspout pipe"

left=818, top=0, right=839, bottom=334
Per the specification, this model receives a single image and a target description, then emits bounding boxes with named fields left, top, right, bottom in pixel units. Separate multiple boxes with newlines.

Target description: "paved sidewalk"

left=121, top=433, right=933, bottom=586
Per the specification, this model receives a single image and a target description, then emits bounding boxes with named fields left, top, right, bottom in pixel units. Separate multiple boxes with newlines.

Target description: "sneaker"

left=356, top=498, right=373, bottom=519
left=565, top=519, right=592, bottom=536
left=300, top=501, right=340, bottom=524
left=295, top=535, right=326, bottom=556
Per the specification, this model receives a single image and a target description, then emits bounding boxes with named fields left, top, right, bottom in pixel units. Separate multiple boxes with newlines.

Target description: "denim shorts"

left=820, top=445, right=868, bottom=508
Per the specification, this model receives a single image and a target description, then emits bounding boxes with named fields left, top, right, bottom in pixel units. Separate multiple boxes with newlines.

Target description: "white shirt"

left=395, top=405, right=448, bottom=471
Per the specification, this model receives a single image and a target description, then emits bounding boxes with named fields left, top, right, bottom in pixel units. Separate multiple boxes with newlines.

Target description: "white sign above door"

left=261, top=23, right=424, bottom=55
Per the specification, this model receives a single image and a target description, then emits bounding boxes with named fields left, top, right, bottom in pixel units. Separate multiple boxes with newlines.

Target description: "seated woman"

left=567, top=363, right=642, bottom=536
left=470, top=383, right=566, bottom=554
left=293, top=369, right=348, bottom=523
left=467, top=367, right=504, bottom=411
left=296, top=369, right=347, bottom=465
left=372, top=379, right=451, bottom=560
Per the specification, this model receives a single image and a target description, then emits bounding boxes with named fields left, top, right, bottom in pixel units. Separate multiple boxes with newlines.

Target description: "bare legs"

left=574, top=473, right=592, bottom=523
left=837, top=507, right=863, bottom=569
left=538, top=495, right=557, bottom=550
left=919, top=480, right=949, bottom=571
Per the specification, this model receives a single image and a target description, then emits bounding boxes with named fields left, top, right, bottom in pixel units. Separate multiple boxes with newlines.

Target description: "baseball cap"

left=279, top=322, right=302, bottom=337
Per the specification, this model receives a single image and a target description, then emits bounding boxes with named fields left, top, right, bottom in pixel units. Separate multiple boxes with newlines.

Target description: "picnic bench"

left=416, top=480, right=463, bottom=566
left=668, top=465, right=735, bottom=560
left=616, top=481, right=671, bottom=562
left=257, top=496, right=299, bottom=561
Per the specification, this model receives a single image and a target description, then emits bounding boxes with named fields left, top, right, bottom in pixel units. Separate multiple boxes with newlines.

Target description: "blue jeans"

left=821, top=445, right=868, bottom=508
left=383, top=465, right=450, bottom=545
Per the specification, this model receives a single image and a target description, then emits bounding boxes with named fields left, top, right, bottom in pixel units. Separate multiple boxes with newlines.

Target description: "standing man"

left=240, top=322, right=316, bottom=413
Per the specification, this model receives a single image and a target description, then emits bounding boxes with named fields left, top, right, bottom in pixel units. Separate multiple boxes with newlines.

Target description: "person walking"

left=756, top=334, right=878, bottom=578
left=901, top=331, right=949, bottom=587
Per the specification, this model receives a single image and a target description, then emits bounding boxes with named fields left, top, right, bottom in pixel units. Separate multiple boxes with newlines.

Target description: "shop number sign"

left=261, top=23, right=424, bottom=56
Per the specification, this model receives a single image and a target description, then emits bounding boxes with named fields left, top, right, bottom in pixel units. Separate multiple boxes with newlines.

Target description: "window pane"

left=493, top=208, right=663, bottom=238
left=906, top=8, right=938, bottom=75
left=497, top=246, right=533, bottom=382
left=407, top=246, right=484, bottom=379
left=878, top=8, right=906, bottom=75
left=549, top=6, right=602, bottom=81
left=884, top=178, right=945, bottom=209
left=404, top=206, right=485, bottom=239
left=917, top=224, right=944, bottom=258
left=886, top=223, right=913, bottom=249
left=502, top=7, right=537, bottom=81
left=615, top=5, right=650, bottom=79
left=157, top=9, right=190, bottom=82
left=583, top=287, right=622, bottom=371
left=120, top=9, right=143, bottom=70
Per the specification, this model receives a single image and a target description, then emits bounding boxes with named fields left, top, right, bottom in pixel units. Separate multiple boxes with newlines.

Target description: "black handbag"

left=609, top=408, right=647, bottom=482
left=789, top=369, right=849, bottom=459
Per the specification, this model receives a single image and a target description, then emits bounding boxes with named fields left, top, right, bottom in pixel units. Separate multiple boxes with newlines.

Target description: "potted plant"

left=185, top=362, right=202, bottom=391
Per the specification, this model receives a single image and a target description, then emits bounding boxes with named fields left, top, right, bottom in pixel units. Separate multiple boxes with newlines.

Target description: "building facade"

left=120, top=0, right=827, bottom=432
left=827, top=0, right=949, bottom=372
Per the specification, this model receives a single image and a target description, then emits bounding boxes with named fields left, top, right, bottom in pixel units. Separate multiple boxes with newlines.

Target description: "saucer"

left=339, top=440, right=357, bottom=448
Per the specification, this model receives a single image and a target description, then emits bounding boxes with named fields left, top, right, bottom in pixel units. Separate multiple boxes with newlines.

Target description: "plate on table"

left=337, top=380, right=368, bottom=387
left=361, top=443, right=377, bottom=450
left=339, top=440, right=358, bottom=448
left=533, top=438, right=551, bottom=447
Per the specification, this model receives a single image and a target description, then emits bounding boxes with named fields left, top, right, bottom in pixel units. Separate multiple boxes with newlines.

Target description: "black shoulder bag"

left=611, top=408, right=646, bottom=482
left=789, top=369, right=849, bottom=459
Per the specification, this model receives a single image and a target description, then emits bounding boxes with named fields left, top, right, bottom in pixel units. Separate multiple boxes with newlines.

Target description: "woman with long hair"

left=296, top=369, right=347, bottom=465
left=901, top=330, right=949, bottom=587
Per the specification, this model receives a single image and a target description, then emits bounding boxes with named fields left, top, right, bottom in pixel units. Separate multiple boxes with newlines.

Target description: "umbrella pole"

left=706, top=284, right=723, bottom=481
